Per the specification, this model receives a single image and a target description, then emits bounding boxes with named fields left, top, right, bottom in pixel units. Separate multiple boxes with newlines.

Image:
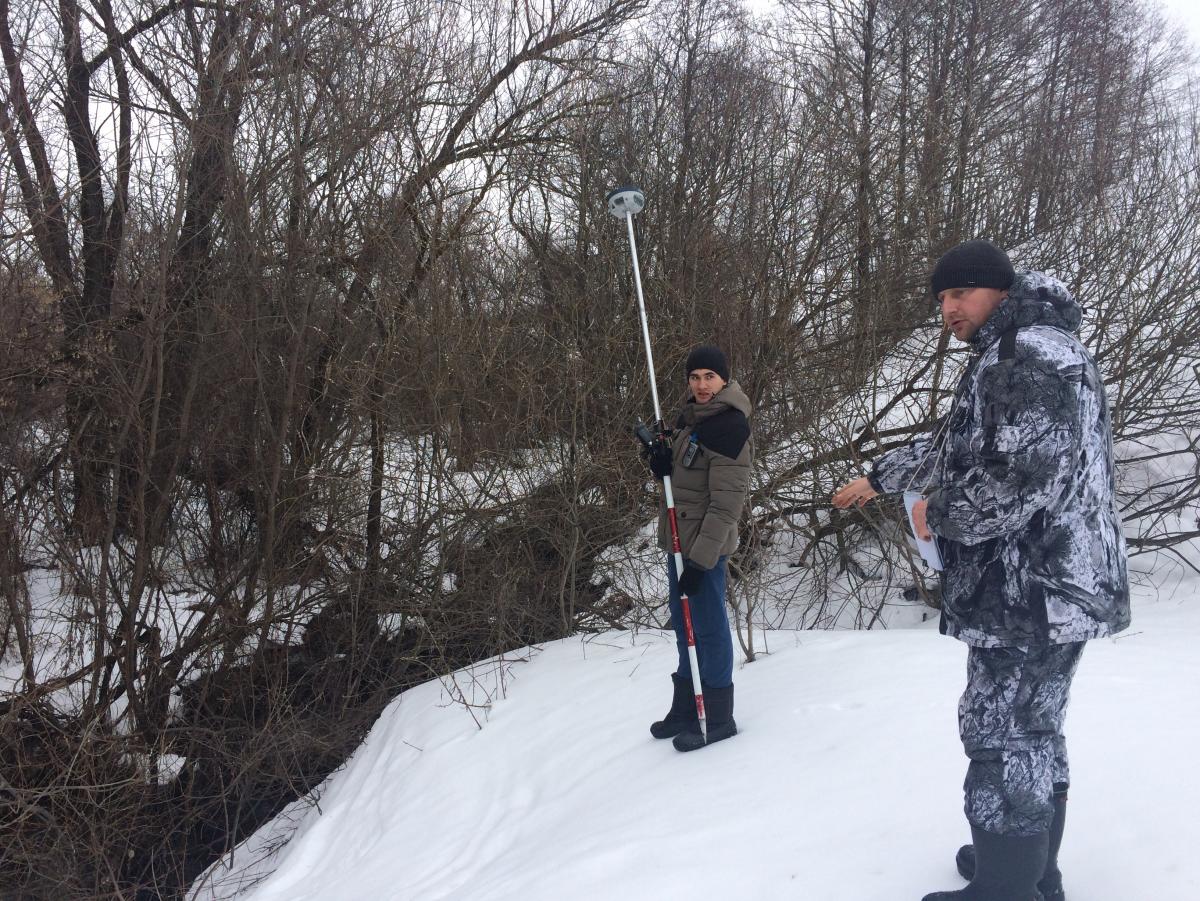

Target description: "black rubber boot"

left=1039, top=786, right=1069, bottom=901
left=922, top=825, right=1049, bottom=900
left=956, top=785, right=1068, bottom=901
left=650, top=673, right=697, bottom=739
left=672, top=683, right=736, bottom=752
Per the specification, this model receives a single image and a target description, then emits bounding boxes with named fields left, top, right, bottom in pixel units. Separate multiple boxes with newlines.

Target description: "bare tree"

left=1, top=0, right=1197, bottom=896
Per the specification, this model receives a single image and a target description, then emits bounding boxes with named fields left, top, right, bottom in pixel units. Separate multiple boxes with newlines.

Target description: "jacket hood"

left=971, top=270, right=1083, bottom=351
left=678, top=379, right=752, bottom=426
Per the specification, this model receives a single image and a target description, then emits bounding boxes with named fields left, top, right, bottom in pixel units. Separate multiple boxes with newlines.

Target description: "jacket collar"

left=970, top=269, right=1083, bottom=352
left=678, top=379, right=752, bottom=426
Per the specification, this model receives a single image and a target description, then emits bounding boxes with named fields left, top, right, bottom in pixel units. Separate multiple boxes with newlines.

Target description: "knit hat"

left=930, top=239, right=1015, bottom=298
left=685, top=345, right=729, bottom=381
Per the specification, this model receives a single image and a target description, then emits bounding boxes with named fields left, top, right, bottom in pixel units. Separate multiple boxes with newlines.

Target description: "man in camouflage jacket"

left=833, top=240, right=1130, bottom=901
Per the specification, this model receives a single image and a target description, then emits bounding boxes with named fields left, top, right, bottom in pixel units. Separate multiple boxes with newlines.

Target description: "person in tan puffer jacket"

left=644, top=344, right=752, bottom=752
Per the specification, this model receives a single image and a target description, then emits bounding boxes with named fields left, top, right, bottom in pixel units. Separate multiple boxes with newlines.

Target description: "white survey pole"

left=606, top=185, right=707, bottom=743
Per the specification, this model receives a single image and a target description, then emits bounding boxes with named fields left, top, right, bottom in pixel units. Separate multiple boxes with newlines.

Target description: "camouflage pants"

left=960, top=641, right=1085, bottom=836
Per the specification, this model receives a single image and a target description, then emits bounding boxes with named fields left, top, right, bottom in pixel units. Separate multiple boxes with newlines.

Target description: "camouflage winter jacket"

left=657, top=380, right=753, bottom=570
left=869, top=271, right=1131, bottom=647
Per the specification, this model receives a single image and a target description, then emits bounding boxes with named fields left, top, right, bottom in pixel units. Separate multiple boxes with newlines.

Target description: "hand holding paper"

left=903, top=491, right=943, bottom=571
left=910, top=497, right=932, bottom=540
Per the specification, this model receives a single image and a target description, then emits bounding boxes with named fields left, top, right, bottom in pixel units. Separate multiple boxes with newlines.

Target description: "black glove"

left=644, top=438, right=674, bottom=480
left=677, top=560, right=707, bottom=596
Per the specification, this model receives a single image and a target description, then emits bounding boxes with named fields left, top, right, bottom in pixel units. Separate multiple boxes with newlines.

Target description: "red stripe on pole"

left=667, top=509, right=681, bottom=553
left=682, top=597, right=697, bottom=646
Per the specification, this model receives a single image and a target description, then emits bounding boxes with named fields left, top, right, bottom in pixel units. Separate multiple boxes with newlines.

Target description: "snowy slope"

left=191, top=578, right=1200, bottom=901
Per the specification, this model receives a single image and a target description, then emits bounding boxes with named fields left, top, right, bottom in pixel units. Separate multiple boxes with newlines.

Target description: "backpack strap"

left=999, top=327, right=1019, bottom=362
left=980, top=327, right=1020, bottom=461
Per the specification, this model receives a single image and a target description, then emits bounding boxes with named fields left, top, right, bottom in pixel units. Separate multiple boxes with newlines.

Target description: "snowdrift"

left=191, top=584, right=1199, bottom=901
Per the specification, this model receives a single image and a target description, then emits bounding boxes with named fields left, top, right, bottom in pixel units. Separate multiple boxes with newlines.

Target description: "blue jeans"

left=666, top=554, right=734, bottom=688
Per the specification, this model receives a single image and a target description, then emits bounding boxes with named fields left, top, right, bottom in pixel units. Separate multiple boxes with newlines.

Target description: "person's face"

left=688, top=368, right=726, bottom=404
left=938, top=286, right=1007, bottom=341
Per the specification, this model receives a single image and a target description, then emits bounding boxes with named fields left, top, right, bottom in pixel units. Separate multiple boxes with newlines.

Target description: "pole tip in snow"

left=605, top=185, right=645, bottom=218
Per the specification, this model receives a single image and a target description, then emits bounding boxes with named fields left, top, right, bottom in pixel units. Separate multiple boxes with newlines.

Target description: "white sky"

left=747, top=0, right=1200, bottom=45
left=1161, top=0, right=1200, bottom=44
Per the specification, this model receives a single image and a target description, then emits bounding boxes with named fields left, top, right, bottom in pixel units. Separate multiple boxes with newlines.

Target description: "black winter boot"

left=672, top=683, right=736, bottom=752
left=1039, top=786, right=1069, bottom=901
left=956, top=785, right=1068, bottom=901
left=650, top=673, right=697, bottom=739
left=922, top=825, right=1049, bottom=900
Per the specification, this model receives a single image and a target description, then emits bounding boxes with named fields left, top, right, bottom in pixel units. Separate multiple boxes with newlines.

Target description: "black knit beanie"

left=684, top=345, right=729, bottom=382
left=930, top=239, right=1015, bottom=297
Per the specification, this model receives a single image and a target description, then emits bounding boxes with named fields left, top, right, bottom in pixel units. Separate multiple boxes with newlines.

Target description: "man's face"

left=938, top=286, right=1007, bottom=341
left=688, top=368, right=726, bottom=404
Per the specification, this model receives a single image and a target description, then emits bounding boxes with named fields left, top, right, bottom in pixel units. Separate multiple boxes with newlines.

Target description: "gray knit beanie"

left=930, top=239, right=1015, bottom=297
left=684, top=345, right=730, bottom=381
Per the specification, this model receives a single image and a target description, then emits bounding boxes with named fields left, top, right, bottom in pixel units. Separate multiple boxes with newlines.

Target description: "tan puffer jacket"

left=656, top=380, right=753, bottom=569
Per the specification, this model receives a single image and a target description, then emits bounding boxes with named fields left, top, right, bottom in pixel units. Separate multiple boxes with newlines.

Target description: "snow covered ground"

left=191, top=570, right=1200, bottom=901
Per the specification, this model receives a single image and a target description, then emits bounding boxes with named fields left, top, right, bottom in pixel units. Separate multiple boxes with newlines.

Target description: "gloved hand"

left=677, top=560, right=707, bottom=596
left=644, top=437, right=674, bottom=479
